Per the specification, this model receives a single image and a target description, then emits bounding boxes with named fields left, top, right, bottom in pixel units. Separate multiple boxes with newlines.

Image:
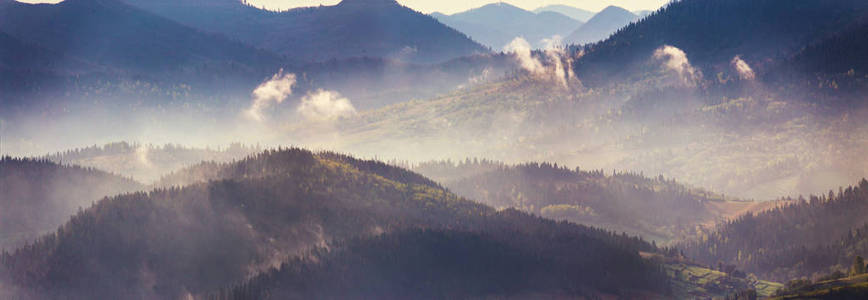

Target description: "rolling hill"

left=0, top=157, right=143, bottom=251
left=413, top=160, right=770, bottom=243
left=0, top=148, right=670, bottom=299
left=433, top=2, right=582, bottom=50
left=681, top=179, right=868, bottom=282
left=565, top=5, right=638, bottom=45
left=122, top=0, right=488, bottom=64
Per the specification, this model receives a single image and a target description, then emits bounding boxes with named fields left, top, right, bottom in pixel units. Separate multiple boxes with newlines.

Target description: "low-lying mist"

left=3, top=45, right=867, bottom=201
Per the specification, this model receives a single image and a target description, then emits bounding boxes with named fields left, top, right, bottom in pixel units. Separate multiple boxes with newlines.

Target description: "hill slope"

left=413, top=160, right=768, bottom=243
left=576, top=0, right=868, bottom=85
left=681, top=179, right=868, bottom=282
left=0, top=148, right=669, bottom=299
left=122, top=0, right=487, bottom=63
left=565, top=5, right=637, bottom=45
left=218, top=219, right=668, bottom=299
left=433, top=2, right=581, bottom=50
left=0, top=157, right=143, bottom=250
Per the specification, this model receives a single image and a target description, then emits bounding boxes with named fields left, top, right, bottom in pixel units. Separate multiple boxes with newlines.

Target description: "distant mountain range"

left=533, top=4, right=596, bottom=22
left=121, top=0, right=487, bottom=64
left=432, top=2, right=582, bottom=50
left=565, top=5, right=639, bottom=45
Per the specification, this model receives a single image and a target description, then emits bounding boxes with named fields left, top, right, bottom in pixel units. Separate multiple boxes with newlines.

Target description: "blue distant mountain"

left=433, top=2, right=582, bottom=50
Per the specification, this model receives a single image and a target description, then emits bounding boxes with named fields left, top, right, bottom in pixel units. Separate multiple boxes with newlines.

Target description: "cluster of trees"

left=422, top=161, right=736, bottom=243
left=0, top=157, right=142, bottom=250
left=680, top=179, right=868, bottom=281
left=0, top=148, right=671, bottom=299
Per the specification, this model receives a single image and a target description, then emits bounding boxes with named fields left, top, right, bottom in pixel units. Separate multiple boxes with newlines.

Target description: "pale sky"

left=17, top=0, right=669, bottom=14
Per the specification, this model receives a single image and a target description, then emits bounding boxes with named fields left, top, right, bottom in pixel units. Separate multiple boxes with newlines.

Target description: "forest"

left=2, top=0, right=868, bottom=298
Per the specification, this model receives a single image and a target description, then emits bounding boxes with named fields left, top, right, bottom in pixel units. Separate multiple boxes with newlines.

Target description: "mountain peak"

left=337, top=0, right=399, bottom=8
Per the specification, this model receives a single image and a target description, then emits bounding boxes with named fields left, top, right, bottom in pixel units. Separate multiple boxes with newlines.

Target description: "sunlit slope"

left=414, top=160, right=773, bottom=243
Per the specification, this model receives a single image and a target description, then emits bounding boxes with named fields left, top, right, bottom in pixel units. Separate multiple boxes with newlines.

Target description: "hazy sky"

left=18, top=0, right=669, bottom=14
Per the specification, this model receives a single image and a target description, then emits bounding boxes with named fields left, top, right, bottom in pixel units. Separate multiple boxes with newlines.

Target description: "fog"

left=2, top=43, right=866, bottom=203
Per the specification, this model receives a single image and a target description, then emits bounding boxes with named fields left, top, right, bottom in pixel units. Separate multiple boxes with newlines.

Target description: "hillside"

left=576, top=0, right=868, bottom=85
left=681, top=179, right=868, bottom=282
left=122, top=0, right=487, bottom=64
left=781, top=20, right=868, bottom=79
left=433, top=3, right=582, bottom=50
left=0, top=157, right=143, bottom=250
left=565, top=5, right=638, bottom=45
left=217, top=218, right=668, bottom=299
left=413, top=160, right=768, bottom=243
left=0, top=148, right=669, bottom=299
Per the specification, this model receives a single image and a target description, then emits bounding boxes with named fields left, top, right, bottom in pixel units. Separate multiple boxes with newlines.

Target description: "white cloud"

left=297, top=90, right=357, bottom=122
left=503, top=37, right=545, bottom=75
left=246, top=70, right=297, bottom=121
left=731, top=55, right=756, bottom=80
left=504, top=36, right=578, bottom=88
left=653, top=45, right=699, bottom=85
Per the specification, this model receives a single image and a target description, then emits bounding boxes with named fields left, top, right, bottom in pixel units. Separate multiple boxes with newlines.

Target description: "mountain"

left=576, top=0, right=868, bottom=86
left=565, top=5, right=638, bottom=45
left=413, top=160, right=771, bottom=243
left=433, top=2, right=582, bottom=50
left=122, top=0, right=487, bottom=64
left=0, top=0, right=281, bottom=74
left=0, top=148, right=669, bottom=299
left=680, top=179, right=868, bottom=282
left=534, top=4, right=596, bottom=22
left=0, top=157, right=143, bottom=251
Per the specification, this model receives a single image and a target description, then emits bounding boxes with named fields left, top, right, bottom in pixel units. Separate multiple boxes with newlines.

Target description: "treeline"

left=0, top=148, right=670, bottom=299
left=0, top=157, right=142, bottom=250
left=41, top=141, right=261, bottom=182
left=422, top=160, right=738, bottom=243
left=681, top=179, right=868, bottom=282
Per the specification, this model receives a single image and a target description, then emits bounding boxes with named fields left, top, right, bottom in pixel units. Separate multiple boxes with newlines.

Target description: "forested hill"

left=122, top=0, right=487, bottom=64
left=0, top=157, right=143, bottom=250
left=681, top=179, right=868, bottom=282
left=414, top=160, right=766, bottom=243
left=0, top=148, right=669, bottom=299
left=574, top=0, right=868, bottom=85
